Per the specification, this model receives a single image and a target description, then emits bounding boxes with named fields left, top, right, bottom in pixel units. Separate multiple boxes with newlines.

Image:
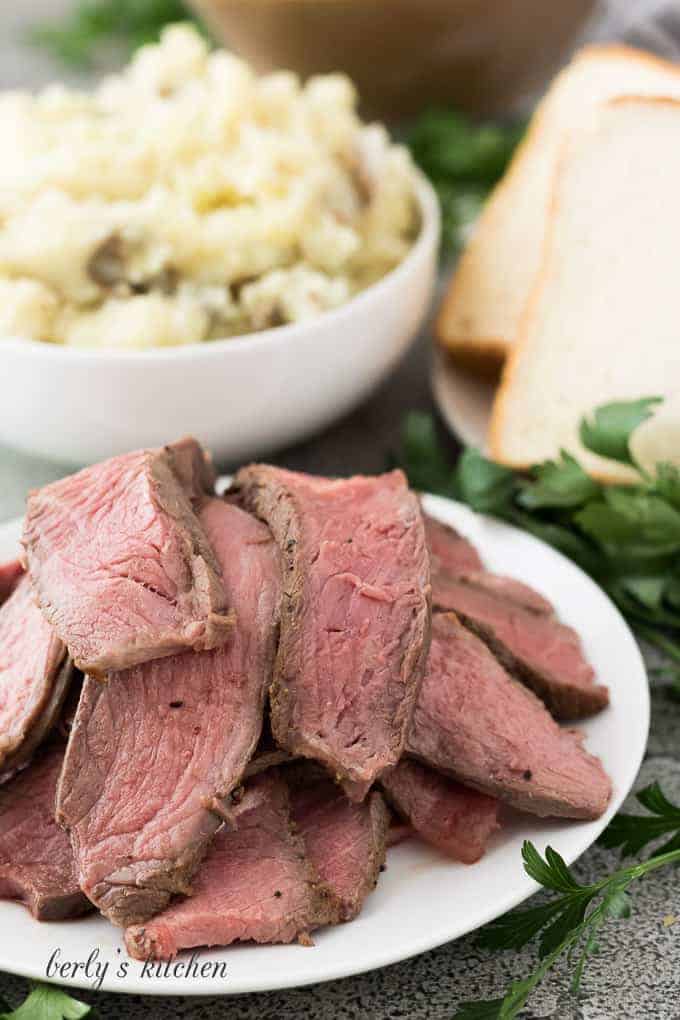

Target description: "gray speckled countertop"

left=1, top=6, right=680, bottom=1015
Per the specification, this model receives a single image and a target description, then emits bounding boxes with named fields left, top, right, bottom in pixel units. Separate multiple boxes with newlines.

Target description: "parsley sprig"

left=405, top=111, right=524, bottom=257
left=400, top=398, right=680, bottom=664
left=599, top=782, right=680, bottom=859
left=454, top=811, right=680, bottom=1019
left=29, top=1, right=201, bottom=69
left=0, top=984, right=90, bottom=1020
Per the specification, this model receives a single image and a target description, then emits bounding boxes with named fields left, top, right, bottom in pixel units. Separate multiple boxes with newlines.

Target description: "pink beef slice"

left=124, top=771, right=338, bottom=960
left=0, top=743, right=90, bottom=920
left=424, top=513, right=555, bottom=613
left=0, top=574, right=74, bottom=780
left=380, top=759, right=499, bottom=864
left=423, top=513, right=483, bottom=575
left=22, top=438, right=234, bottom=676
left=431, top=568, right=608, bottom=720
left=408, top=613, right=611, bottom=819
left=288, top=767, right=390, bottom=922
left=235, top=465, right=432, bottom=800
left=56, top=498, right=281, bottom=928
left=0, top=560, right=23, bottom=605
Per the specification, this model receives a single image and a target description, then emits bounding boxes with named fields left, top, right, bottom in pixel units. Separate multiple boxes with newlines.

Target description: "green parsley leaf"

left=664, top=576, right=680, bottom=610
left=518, top=450, right=600, bottom=509
left=454, top=834, right=680, bottom=1020
left=619, top=575, right=667, bottom=612
left=603, top=887, right=632, bottom=920
left=521, top=842, right=581, bottom=893
left=508, top=510, right=604, bottom=575
left=0, top=984, right=90, bottom=1020
left=653, top=462, right=680, bottom=510
left=30, top=1, right=202, bottom=69
left=406, top=110, right=524, bottom=186
left=579, top=397, right=662, bottom=467
left=477, top=898, right=568, bottom=953
left=399, top=412, right=457, bottom=497
left=455, top=448, right=517, bottom=513
left=634, top=624, right=680, bottom=663
left=576, top=488, right=680, bottom=554
left=451, top=999, right=507, bottom=1020
left=537, top=897, right=590, bottom=957
left=599, top=782, right=680, bottom=858
left=405, top=110, right=524, bottom=257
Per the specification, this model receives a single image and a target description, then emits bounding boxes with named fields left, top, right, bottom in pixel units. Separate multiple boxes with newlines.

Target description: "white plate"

left=431, top=346, right=495, bottom=449
left=0, top=494, right=649, bottom=997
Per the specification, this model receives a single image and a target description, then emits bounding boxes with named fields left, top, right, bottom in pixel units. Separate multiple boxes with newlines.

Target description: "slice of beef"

left=380, top=759, right=499, bottom=863
left=424, top=512, right=551, bottom=612
left=125, top=771, right=338, bottom=960
left=386, top=819, right=414, bottom=848
left=0, top=574, right=73, bottom=779
left=244, top=748, right=293, bottom=779
left=235, top=465, right=431, bottom=800
left=22, top=438, right=234, bottom=676
left=0, top=743, right=90, bottom=920
left=408, top=613, right=611, bottom=819
left=242, top=706, right=295, bottom=778
left=0, top=560, right=23, bottom=605
left=431, top=569, right=608, bottom=720
left=423, top=513, right=483, bottom=575
left=55, top=670, right=85, bottom=741
left=56, top=498, right=281, bottom=928
left=3, top=659, right=76, bottom=783
left=288, top=767, right=390, bottom=922
left=454, top=571, right=554, bottom=615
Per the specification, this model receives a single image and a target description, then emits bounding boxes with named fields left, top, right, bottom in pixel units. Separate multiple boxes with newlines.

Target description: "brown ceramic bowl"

left=189, top=0, right=596, bottom=119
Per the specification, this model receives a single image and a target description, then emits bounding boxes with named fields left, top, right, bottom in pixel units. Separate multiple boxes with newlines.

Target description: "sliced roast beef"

left=386, top=819, right=414, bottom=848
left=288, top=766, right=390, bottom=922
left=0, top=560, right=23, bottom=605
left=0, top=574, right=73, bottom=779
left=0, top=744, right=89, bottom=920
left=244, top=748, right=293, bottom=778
left=424, top=513, right=554, bottom=612
left=431, top=569, right=607, bottom=720
left=125, top=771, right=338, bottom=960
left=408, top=613, right=611, bottom=819
left=23, top=438, right=234, bottom=676
left=454, top=571, right=554, bottom=615
left=56, top=498, right=281, bottom=928
left=235, top=465, right=431, bottom=800
left=380, top=759, right=499, bottom=863
left=423, top=514, right=483, bottom=575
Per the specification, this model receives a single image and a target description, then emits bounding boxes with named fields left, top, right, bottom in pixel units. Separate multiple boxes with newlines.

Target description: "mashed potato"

left=0, top=26, right=417, bottom=349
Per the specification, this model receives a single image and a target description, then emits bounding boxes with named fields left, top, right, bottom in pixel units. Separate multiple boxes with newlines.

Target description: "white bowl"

left=0, top=173, right=439, bottom=466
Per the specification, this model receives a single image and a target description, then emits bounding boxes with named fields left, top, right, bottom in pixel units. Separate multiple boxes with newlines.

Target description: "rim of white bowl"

left=0, top=170, right=440, bottom=363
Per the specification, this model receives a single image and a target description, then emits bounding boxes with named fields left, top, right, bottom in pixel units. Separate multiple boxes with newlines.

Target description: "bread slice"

left=436, top=45, right=680, bottom=375
left=490, top=96, right=680, bottom=484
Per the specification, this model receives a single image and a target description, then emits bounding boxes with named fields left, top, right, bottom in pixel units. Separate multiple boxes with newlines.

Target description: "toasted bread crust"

left=436, top=44, right=680, bottom=380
